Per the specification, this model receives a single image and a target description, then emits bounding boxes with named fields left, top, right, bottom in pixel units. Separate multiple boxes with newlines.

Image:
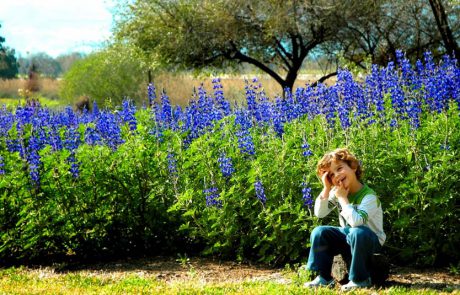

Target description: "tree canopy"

left=332, top=0, right=460, bottom=67
left=115, top=0, right=367, bottom=91
left=114, top=0, right=460, bottom=91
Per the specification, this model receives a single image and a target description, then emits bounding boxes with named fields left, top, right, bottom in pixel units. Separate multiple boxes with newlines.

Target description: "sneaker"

left=303, top=275, right=335, bottom=288
left=341, top=277, right=372, bottom=291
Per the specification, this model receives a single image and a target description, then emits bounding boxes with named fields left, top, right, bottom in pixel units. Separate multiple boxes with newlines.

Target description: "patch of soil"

left=53, top=257, right=287, bottom=283
left=42, top=257, right=459, bottom=290
left=387, top=266, right=460, bottom=290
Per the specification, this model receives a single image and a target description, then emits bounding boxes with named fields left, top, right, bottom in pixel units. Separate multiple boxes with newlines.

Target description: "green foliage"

left=0, top=24, right=18, bottom=79
left=0, top=91, right=459, bottom=267
left=0, top=115, right=182, bottom=262
left=59, top=44, right=147, bottom=107
left=166, top=118, right=323, bottom=264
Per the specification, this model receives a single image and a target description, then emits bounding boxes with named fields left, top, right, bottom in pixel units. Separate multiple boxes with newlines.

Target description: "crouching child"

left=304, top=148, right=385, bottom=291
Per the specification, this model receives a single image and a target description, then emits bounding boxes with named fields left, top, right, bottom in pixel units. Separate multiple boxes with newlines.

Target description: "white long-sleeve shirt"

left=314, top=184, right=386, bottom=246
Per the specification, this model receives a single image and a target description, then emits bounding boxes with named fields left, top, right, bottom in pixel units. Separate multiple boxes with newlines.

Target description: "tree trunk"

left=283, top=67, right=299, bottom=97
left=148, top=69, right=152, bottom=84
left=428, top=0, right=460, bottom=57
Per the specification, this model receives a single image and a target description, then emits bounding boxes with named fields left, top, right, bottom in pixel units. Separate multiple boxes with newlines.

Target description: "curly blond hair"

left=316, top=148, right=363, bottom=180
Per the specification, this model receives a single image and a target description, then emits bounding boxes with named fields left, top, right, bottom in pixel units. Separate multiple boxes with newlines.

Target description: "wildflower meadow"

left=0, top=50, right=459, bottom=268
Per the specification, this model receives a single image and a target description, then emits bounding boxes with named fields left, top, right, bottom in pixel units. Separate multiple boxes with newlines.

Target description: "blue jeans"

left=306, top=225, right=381, bottom=282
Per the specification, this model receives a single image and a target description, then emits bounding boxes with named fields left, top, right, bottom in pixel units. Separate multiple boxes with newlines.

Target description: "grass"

left=1, top=71, right=337, bottom=109
left=0, top=267, right=455, bottom=295
left=0, top=78, right=60, bottom=100
left=152, top=72, right=335, bottom=106
left=0, top=96, right=67, bottom=109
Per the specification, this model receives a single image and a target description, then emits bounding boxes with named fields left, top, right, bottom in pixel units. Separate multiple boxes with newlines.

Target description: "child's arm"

left=339, top=194, right=379, bottom=227
left=314, top=172, right=337, bottom=218
left=314, top=189, right=337, bottom=217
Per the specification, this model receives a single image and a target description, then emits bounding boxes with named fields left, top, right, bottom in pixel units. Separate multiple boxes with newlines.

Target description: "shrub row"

left=0, top=51, right=459, bottom=266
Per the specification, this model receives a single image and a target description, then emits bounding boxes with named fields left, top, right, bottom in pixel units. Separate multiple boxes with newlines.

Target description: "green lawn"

left=0, top=267, right=455, bottom=295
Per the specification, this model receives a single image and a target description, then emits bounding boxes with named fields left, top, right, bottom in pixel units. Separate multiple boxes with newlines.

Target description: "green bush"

left=1, top=68, right=459, bottom=267
left=59, top=45, right=147, bottom=108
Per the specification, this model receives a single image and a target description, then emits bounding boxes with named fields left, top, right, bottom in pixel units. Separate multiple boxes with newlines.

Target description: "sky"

left=0, top=0, right=115, bottom=58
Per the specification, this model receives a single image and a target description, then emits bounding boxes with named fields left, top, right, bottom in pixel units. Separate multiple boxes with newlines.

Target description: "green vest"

left=348, top=184, right=380, bottom=206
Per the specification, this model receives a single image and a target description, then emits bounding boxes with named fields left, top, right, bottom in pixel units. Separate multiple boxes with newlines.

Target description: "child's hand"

left=335, top=179, right=350, bottom=205
left=321, top=171, right=332, bottom=190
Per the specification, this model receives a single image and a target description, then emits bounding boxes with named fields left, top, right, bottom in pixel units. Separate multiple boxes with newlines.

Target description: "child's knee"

left=311, top=226, right=331, bottom=239
left=347, top=227, right=369, bottom=242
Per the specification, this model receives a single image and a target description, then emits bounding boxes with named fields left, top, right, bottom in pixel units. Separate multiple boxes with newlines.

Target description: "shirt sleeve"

left=314, top=189, right=338, bottom=218
left=340, top=194, right=378, bottom=227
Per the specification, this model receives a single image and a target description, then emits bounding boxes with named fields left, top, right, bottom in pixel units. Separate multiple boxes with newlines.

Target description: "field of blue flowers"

left=0, top=50, right=459, bottom=268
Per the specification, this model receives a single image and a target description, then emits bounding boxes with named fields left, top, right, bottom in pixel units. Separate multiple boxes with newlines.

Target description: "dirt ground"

left=39, top=256, right=459, bottom=291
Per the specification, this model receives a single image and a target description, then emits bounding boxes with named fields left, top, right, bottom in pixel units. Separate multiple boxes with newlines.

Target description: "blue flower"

left=301, top=182, right=313, bottom=208
left=148, top=82, right=156, bottom=107
left=15, top=105, right=34, bottom=131
left=218, top=152, right=235, bottom=178
left=236, top=130, right=255, bottom=156
left=364, top=65, right=385, bottom=120
left=299, top=86, right=320, bottom=120
left=84, top=127, right=102, bottom=146
left=64, top=126, right=81, bottom=179
left=92, top=101, right=100, bottom=119
left=0, top=155, right=4, bottom=175
left=254, top=92, right=273, bottom=125
left=119, top=99, right=137, bottom=131
left=396, top=50, right=416, bottom=89
left=301, top=141, right=313, bottom=157
left=245, top=78, right=258, bottom=114
left=235, top=109, right=252, bottom=131
left=49, top=127, right=63, bottom=151
left=405, top=99, right=421, bottom=129
left=203, top=186, right=222, bottom=207
left=67, top=152, right=80, bottom=178
left=213, top=78, right=231, bottom=116
left=167, top=152, right=178, bottom=176
left=59, top=106, right=79, bottom=128
left=6, top=138, right=21, bottom=154
left=440, top=144, right=451, bottom=150
left=160, top=90, right=174, bottom=128
left=64, top=127, right=81, bottom=151
left=27, top=135, right=41, bottom=186
left=96, top=111, right=125, bottom=150
left=0, top=106, right=14, bottom=137
left=323, top=86, right=339, bottom=128
left=255, top=179, right=266, bottom=205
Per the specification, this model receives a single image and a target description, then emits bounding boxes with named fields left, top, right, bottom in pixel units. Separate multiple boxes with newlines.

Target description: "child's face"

left=325, top=159, right=359, bottom=188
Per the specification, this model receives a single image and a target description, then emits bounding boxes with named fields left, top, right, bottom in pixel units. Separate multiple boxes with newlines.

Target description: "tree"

left=327, top=0, right=460, bottom=67
left=114, top=0, right=369, bottom=92
left=0, top=24, right=18, bottom=79
left=60, top=44, right=148, bottom=107
left=428, top=0, right=460, bottom=57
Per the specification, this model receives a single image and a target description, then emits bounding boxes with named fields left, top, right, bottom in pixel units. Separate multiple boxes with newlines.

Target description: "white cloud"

left=0, top=0, right=114, bottom=57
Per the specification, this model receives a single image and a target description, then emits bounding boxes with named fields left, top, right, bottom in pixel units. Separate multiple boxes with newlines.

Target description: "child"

left=304, top=148, right=385, bottom=291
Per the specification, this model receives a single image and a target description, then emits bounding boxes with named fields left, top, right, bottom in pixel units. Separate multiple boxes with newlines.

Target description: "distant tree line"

left=17, top=52, right=86, bottom=79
